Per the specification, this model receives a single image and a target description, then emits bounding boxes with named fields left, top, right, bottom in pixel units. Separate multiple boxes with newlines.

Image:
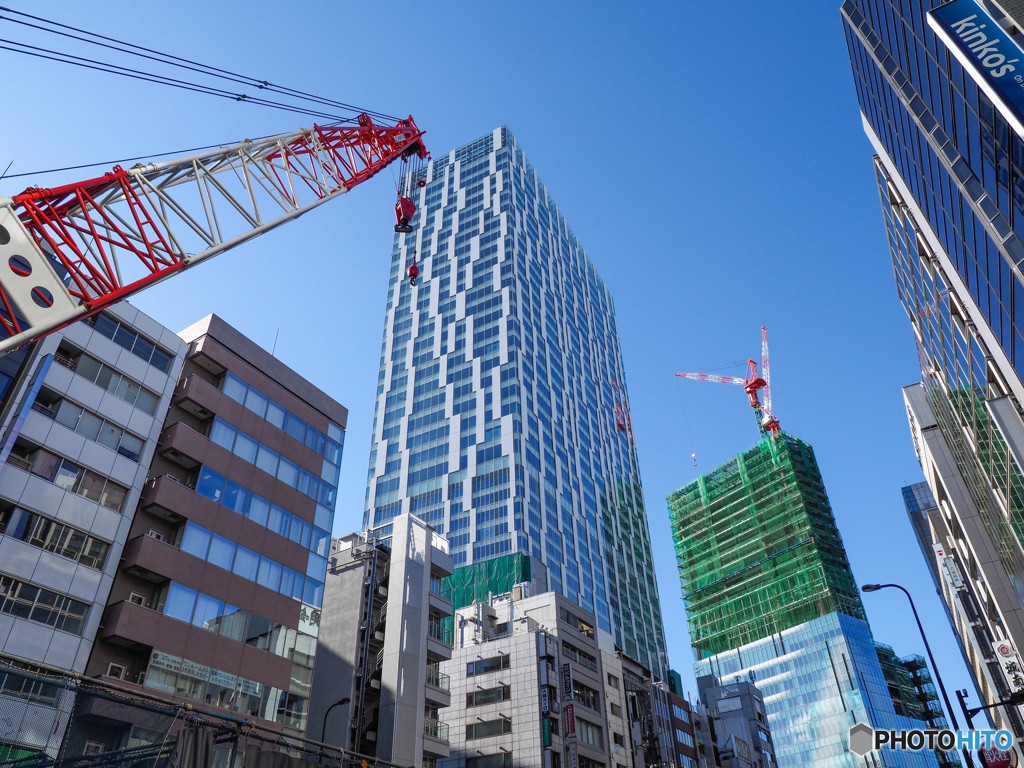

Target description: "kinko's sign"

left=930, top=0, right=1024, bottom=134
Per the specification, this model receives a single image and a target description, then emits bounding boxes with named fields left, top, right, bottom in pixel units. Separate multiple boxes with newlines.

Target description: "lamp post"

left=320, top=696, right=351, bottom=745
left=862, top=583, right=974, bottom=767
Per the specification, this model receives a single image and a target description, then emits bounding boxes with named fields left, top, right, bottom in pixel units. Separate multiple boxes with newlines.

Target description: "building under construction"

left=668, top=433, right=950, bottom=768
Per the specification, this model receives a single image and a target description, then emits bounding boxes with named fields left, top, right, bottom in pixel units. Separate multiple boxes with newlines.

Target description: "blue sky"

left=0, top=1, right=983, bottom=709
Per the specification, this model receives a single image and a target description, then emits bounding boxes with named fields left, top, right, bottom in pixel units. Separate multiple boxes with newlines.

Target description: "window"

left=466, top=718, right=512, bottom=739
left=578, top=757, right=604, bottom=768
left=0, top=657, right=62, bottom=705
left=607, top=673, right=619, bottom=689
left=467, top=654, right=510, bottom=677
left=85, top=313, right=173, bottom=372
left=0, top=575, right=89, bottom=634
left=610, top=702, right=622, bottom=718
left=675, top=729, right=693, bottom=748
left=563, top=641, right=597, bottom=670
left=613, top=732, right=624, bottom=748
left=672, top=704, right=690, bottom=723
left=0, top=503, right=110, bottom=569
left=467, top=684, right=511, bottom=707
left=8, top=441, right=129, bottom=512
left=578, top=718, right=603, bottom=748
left=573, top=680, right=600, bottom=713
left=71, top=351, right=161, bottom=414
left=40, top=394, right=147, bottom=461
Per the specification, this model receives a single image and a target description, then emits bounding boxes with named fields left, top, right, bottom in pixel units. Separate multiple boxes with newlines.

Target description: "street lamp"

left=320, top=696, right=351, bottom=745
left=862, top=583, right=974, bottom=767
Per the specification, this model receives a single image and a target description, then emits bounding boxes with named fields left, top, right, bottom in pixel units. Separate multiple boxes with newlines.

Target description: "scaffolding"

left=667, top=433, right=865, bottom=658
left=444, top=552, right=532, bottom=611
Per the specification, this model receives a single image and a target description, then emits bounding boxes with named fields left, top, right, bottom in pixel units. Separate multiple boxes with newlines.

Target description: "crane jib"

left=0, top=113, right=427, bottom=355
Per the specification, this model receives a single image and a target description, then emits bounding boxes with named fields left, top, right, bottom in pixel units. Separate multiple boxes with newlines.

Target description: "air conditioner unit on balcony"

left=147, top=529, right=166, bottom=542
left=107, top=663, right=126, bottom=680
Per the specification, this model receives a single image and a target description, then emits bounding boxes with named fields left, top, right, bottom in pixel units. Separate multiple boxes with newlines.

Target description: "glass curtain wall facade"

left=670, top=435, right=942, bottom=767
left=843, top=0, right=1024, bottom=742
left=363, top=128, right=667, bottom=675
left=695, top=613, right=941, bottom=768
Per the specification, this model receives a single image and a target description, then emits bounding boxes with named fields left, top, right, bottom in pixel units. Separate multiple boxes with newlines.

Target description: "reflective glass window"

left=164, top=583, right=197, bottom=623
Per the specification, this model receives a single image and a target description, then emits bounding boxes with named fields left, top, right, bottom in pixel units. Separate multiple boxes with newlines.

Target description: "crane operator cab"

left=394, top=196, right=416, bottom=233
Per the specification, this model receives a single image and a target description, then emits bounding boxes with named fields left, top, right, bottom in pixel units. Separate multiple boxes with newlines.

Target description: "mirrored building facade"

left=843, top=0, right=1024, bottom=746
left=362, top=128, right=667, bottom=675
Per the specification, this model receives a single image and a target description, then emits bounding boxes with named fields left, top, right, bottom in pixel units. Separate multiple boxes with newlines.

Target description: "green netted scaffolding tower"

left=667, top=432, right=865, bottom=658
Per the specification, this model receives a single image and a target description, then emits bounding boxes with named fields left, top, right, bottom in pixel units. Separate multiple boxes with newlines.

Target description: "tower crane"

left=674, top=326, right=780, bottom=438
left=0, top=112, right=428, bottom=356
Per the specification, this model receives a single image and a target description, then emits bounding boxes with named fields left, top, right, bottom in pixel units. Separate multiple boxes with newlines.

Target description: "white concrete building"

left=310, top=512, right=454, bottom=767
left=0, top=302, right=185, bottom=757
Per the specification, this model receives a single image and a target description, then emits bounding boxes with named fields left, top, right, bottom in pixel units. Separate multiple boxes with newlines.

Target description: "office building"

left=842, top=0, right=1024, bottom=743
left=309, top=512, right=454, bottom=766
left=438, top=588, right=702, bottom=768
left=668, top=433, right=942, bottom=767
left=363, top=127, right=667, bottom=675
left=695, top=675, right=775, bottom=768
left=0, top=302, right=185, bottom=759
left=75, top=313, right=344, bottom=743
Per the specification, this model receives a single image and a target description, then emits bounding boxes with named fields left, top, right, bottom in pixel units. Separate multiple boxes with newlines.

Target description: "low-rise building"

left=0, top=303, right=186, bottom=759
left=309, top=512, right=454, bottom=767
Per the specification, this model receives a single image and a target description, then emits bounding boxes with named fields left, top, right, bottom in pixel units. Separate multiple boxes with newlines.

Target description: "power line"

left=0, top=5, right=410, bottom=179
left=0, top=39, right=355, bottom=123
left=0, top=6, right=401, bottom=123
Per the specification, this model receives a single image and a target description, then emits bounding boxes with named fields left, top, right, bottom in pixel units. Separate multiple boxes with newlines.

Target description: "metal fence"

left=0, top=658, right=402, bottom=768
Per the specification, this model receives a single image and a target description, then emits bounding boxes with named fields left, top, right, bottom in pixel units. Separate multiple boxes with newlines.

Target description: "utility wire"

left=0, top=137, right=282, bottom=180
left=0, top=5, right=408, bottom=178
left=0, top=40, right=354, bottom=123
left=0, top=6, right=401, bottom=123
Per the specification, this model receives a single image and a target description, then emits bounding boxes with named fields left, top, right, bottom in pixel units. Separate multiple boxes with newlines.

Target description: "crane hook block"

left=395, top=197, right=416, bottom=233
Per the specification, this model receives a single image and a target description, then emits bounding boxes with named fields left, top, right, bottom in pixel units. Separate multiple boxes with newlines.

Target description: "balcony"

left=140, top=474, right=195, bottom=523
left=156, top=421, right=207, bottom=470
left=121, top=533, right=178, bottom=583
left=423, top=717, right=449, bottom=743
left=429, top=578, right=453, bottom=613
left=425, top=662, right=451, bottom=708
left=99, top=600, right=174, bottom=650
left=173, top=375, right=221, bottom=421
left=426, top=665, right=450, bottom=693
left=428, top=622, right=453, bottom=647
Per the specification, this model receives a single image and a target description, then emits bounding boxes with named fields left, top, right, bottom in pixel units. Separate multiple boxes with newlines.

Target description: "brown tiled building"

left=80, top=314, right=346, bottom=740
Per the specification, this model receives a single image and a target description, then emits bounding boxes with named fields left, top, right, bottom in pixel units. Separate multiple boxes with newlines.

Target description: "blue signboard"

left=929, top=0, right=1024, bottom=134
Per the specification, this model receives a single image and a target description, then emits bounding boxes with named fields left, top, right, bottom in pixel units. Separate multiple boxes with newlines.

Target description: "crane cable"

left=0, top=7, right=400, bottom=123
left=0, top=6, right=408, bottom=180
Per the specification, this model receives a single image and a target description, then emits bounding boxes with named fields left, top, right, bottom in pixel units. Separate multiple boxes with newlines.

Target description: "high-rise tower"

left=362, top=128, right=667, bottom=675
left=843, top=0, right=1024, bottom=743
left=669, top=434, right=948, bottom=768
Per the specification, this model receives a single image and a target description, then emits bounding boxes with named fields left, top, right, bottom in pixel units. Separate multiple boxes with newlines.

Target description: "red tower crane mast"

left=0, top=112, right=427, bottom=355
left=674, top=326, right=780, bottom=437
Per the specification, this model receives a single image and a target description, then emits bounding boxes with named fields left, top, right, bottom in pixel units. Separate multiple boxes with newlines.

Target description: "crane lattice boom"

left=0, top=113, right=427, bottom=354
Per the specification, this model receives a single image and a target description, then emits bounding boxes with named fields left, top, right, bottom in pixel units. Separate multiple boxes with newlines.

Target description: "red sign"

left=565, top=703, right=576, bottom=736
left=982, top=748, right=1013, bottom=768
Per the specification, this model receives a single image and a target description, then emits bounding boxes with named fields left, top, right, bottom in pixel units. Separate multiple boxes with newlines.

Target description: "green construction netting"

left=667, top=433, right=865, bottom=658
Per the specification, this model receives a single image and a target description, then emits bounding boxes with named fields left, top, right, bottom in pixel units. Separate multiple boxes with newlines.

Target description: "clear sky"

left=0, top=1, right=984, bottom=711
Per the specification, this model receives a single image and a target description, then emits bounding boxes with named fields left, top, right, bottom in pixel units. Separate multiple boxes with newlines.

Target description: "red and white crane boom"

left=0, top=113, right=427, bottom=354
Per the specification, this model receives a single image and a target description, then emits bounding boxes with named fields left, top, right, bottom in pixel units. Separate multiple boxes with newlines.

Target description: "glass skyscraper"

left=669, top=435, right=946, bottom=767
left=362, top=128, right=667, bottom=675
left=843, top=0, right=1024, bottom=744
